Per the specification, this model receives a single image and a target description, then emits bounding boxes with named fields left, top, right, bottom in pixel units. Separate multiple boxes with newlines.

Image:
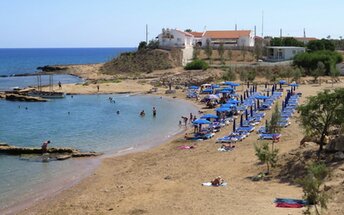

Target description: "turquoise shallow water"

left=0, top=94, right=198, bottom=213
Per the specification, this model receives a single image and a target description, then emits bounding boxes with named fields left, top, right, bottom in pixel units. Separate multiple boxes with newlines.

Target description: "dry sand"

left=20, top=78, right=344, bottom=215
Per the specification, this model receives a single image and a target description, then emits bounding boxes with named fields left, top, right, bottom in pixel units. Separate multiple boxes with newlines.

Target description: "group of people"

left=140, top=107, right=157, bottom=117
left=180, top=113, right=197, bottom=126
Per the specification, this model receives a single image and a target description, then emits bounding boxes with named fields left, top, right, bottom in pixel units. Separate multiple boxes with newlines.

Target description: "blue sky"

left=0, top=0, right=343, bottom=48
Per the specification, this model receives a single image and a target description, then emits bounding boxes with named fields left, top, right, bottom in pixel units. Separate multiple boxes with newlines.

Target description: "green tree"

left=298, top=89, right=344, bottom=153
left=147, top=40, right=159, bottom=49
left=292, top=67, right=304, bottom=83
left=270, top=37, right=283, bottom=46
left=193, top=46, right=201, bottom=60
left=268, top=103, right=281, bottom=134
left=307, top=39, right=335, bottom=52
left=227, top=49, right=232, bottom=62
left=138, top=41, right=147, bottom=51
left=222, top=67, right=236, bottom=81
left=254, top=141, right=279, bottom=175
left=312, top=62, right=326, bottom=84
left=254, top=41, right=263, bottom=61
left=241, top=46, right=247, bottom=61
left=247, top=69, right=256, bottom=82
left=330, top=65, right=340, bottom=87
left=185, top=29, right=192, bottom=33
left=296, top=162, right=329, bottom=215
left=239, top=71, right=249, bottom=83
left=205, top=39, right=213, bottom=62
left=218, top=43, right=225, bottom=64
left=293, top=50, right=343, bottom=75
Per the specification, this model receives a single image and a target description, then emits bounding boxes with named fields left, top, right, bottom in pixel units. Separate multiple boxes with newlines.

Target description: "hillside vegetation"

left=101, top=49, right=182, bottom=75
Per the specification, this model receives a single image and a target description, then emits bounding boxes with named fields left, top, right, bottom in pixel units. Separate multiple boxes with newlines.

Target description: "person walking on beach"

left=152, top=107, right=157, bottom=117
left=58, top=81, right=62, bottom=89
left=96, top=85, right=100, bottom=92
left=190, top=113, right=193, bottom=123
left=41, top=140, right=51, bottom=154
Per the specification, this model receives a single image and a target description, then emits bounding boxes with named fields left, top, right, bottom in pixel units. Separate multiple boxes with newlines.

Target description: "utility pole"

left=146, top=24, right=148, bottom=43
left=261, top=10, right=264, bottom=37
left=280, top=28, right=282, bottom=38
left=235, top=24, right=237, bottom=31
left=254, top=25, right=257, bottom=37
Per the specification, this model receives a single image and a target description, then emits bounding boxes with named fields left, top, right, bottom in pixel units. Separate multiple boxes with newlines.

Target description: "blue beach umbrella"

left=189, top=86, right=199, bottom=90
left=211, top=84, right=220, bottom=89
left=202, top=88, right=213, bottom=93
left=201, top=114, right=219, bottom=119
left=221, top=103, right=236, bottom=108
left=289, top=83, right=299, bottom=87
left=219, top=89, right=232, bottom=94
left=279, top=80, right=287, bottom=85
left=216, top=107, right=230, bottom=112
left=227, top=99, right=239, bottom=104
left=255, top=95, right=269, bottom=100
left=193, top=119, right=211, bottom=125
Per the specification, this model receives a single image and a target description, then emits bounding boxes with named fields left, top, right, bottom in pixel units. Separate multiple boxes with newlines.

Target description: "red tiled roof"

left=204, top=30, right=251, bottom=39
left=293, top=37, right=318, bottom=41
left=189, top=32, right=204, bottom=37
left=175, top=29, right=193, bottom=37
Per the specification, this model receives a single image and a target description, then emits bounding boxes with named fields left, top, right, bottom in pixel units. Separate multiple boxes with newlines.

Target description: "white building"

left=201, top=30, right=254, bottom=47
left=266, top=46, right=305, bottom=61
left=157, top=28, right=193, bottom=48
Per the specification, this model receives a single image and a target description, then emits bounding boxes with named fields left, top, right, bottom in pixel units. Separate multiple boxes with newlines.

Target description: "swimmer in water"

left=116, top=110, right=120, bottom=114
left=140, top=110, right=145, bottom=116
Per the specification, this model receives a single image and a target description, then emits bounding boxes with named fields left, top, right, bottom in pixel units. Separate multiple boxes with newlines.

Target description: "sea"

left=0, top=48, right=198, bottom=213
left=0, top=48, right=135, bottom=91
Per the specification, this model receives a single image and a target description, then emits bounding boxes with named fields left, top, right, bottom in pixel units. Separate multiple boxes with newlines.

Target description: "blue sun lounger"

left=259, top=133, right=281, bottom=140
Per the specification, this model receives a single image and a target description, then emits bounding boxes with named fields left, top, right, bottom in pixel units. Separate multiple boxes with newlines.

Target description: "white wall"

left=182, top=46, right=194, bottom=66
left=158, top=29, right=193, bottom=48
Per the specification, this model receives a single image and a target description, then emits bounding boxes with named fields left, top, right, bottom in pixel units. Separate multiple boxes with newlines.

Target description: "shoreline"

left=3, top=65, right=343, bottom=214
left=1, top=93, right=200, bottom=215
left=21, top=81, right=344, bottom=215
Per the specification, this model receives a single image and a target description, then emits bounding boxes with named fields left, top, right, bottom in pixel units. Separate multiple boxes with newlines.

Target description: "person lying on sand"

left=221, top=143, right=235, bottom=151
left=211, top=176, right=224, bottom=186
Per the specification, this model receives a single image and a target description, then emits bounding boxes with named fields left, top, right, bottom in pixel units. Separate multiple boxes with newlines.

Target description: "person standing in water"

left=140, top=110, right=145, bottom=116
left=152, top=107, right=157, bottom=117
left=41, top=140, right=51, bottom=154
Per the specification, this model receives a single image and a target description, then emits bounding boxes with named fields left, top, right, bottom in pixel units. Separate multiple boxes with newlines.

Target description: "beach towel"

left=202, top=182, right=228, bottom=187
left=217, top=148, right=234, bottom=152
left=275, top=198, right=309, bottom=205
left=276, top=202, right=304, bottom=208
left=177, top=145, right=195, bottom=150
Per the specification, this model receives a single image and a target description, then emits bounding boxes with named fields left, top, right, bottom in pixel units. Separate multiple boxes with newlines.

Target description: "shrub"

left=222, top=67, right=236, bottom=81
left=293, top=50, right=343, bottom=75
left=184, top=59, right=209, bottom=70
left=296, top=162, right=329, bottom=215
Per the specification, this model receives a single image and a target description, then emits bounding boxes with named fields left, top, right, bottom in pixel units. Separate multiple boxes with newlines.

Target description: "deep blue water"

left=0, top=95, right=198, bottom=213
left=0, top=48, right=135, bottom=91
left=0, top=48, right=135, bottom=76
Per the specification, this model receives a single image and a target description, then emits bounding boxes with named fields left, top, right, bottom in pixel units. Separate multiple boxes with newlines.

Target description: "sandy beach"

left=14, top=73, right=343, bottom=215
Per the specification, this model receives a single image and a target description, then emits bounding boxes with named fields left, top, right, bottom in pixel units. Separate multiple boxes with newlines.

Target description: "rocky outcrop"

left=101, top=49, right=182, bottom=75
left=5, top=94, right=48, bottom=102
left=0, top=144, right=102, bottom=162
left=37, top=65, right=67, bottom=72
left=326, top=135, right=344, bottom=152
